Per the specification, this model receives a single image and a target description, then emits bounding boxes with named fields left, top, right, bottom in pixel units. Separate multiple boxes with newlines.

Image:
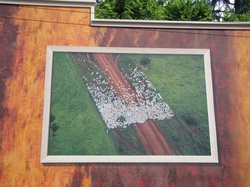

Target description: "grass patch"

left=118, top=54, right=210, bottom=155
left=48, top=52, right=117, bottom=155
left=110, top=125, right=147, bottom=155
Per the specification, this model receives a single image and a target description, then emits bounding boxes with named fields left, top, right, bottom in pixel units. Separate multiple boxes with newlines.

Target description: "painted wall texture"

left=0, top=4, right=250, bottom=187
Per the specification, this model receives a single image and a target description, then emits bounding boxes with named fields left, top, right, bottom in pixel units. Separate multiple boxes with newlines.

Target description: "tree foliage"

left=95, top=0, right=118, bottom=19
left=223, top=8, right=250, bottom=21
left=51, top=123, right=59, bottom=136
left=96, top=0, right=165, bottom=20
left=95, top=0, right=250, bottom=21
left=164, top=0, right=214, bottom=21
left=140, top=56, right=151, bottom=66
left=49, top=114, right=59, bottom=136
left=211, top=0, right=250, bottom=21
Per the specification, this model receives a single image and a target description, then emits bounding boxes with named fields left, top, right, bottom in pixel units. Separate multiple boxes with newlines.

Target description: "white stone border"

left=41, top=46, right=218, bottom=163
left=0, top=0, right=249, bottom=29
left=0, top=0, right=96, bottom=7
left=92, top=18, right=250, bottom=29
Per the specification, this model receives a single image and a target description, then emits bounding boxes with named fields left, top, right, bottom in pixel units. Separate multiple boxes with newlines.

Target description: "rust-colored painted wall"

left=0, top=4, right=250, bottom=187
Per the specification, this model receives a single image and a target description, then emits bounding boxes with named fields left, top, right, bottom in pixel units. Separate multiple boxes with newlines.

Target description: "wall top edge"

left=0, top=0, right=249, bottom=30
left=92, top=19, right=250, bottom=30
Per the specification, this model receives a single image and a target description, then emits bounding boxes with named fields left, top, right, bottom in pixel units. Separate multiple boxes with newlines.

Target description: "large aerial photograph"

left=41, top=47, right=217, bottom=163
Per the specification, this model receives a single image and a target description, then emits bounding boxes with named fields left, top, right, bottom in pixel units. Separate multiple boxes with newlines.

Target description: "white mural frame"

left=41, top=46, right=218, bottom=163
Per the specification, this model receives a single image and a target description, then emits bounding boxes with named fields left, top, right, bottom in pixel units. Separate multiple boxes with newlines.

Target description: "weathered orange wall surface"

left=0, top=4, right=250, bottom=187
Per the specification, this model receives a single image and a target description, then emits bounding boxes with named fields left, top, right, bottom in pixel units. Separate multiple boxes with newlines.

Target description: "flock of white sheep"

left=82, top=59, right=174, bottom=129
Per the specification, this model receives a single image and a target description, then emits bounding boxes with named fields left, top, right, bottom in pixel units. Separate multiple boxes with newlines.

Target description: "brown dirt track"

left=93, top=54, right=177, bottom=155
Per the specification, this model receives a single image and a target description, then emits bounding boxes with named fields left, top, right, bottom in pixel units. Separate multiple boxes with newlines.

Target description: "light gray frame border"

left=41, top=46, right=218, bottom=163
left=0, top=0, right=250, bottom=29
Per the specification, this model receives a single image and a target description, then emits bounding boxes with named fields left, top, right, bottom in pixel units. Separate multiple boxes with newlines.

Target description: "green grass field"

left=118, top=54, right=210, bottom=155
left=48, top=52, right=117, bottom=155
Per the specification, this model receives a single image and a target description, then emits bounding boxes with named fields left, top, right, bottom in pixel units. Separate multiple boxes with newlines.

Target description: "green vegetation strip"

left=48, top=52, right=117, bottom=155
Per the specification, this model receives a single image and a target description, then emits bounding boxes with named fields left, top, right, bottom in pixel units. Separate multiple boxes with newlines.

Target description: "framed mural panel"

left=41, top=46, right=218, bottom=163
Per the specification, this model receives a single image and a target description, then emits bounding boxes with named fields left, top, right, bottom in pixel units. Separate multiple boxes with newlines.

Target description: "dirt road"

left=92, top=53, right=177, bottom=155
left=135, top=120, right=176, bottom=155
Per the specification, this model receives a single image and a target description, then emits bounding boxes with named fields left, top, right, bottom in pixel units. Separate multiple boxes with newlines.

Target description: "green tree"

left=95, top=0, right=165, bottom=20
left=51, top=123, right=59, bottom=136
left=95, top=0, right=118, bottom=19
left=95, top=0, right=214, bottom=21
left=50, top=114, right=56, bottom=123
left=49, top=114, right=59, bottom=136
left=95, top=0, right=250, bottom=21
left=140, top=56, right=151, bottom=66
left=223, top=8, right=250, bottom=21
left=164, top=0, right=214, bottom=21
